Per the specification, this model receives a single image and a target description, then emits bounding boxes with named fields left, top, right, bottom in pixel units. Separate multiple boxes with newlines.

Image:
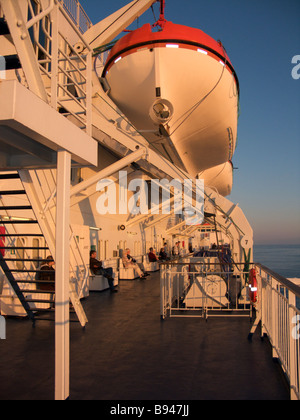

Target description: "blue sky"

left=80, top=0, right=300, bottom=245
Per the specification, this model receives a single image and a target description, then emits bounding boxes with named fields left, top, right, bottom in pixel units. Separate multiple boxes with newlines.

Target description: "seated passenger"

left=159, top=248, right=169, bottom=261
left=38, top=255, right=55, bottom=291
left=90, top=250, right=118, bottom=293
left=122, top=248, right=148, bottom=279
left=148, top=247, right=158, bottom=262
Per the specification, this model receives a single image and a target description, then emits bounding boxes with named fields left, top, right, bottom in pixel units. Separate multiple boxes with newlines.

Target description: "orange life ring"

left=249, top=268, right=258, bottom=304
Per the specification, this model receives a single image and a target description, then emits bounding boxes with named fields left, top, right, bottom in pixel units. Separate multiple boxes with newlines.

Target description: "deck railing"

left=27, top=0, right=93, bottom=136
left=58, top=0, right=92, bottom=34
left=256, top=264, right=300, bottom=400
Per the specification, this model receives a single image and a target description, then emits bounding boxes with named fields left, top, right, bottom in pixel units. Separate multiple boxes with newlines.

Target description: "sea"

left=254, top=244, right=300, bottom=310
left=254, top=244, right=300, bottom=279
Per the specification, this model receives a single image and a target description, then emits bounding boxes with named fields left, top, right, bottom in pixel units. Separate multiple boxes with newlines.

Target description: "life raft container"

left=249, top=268, right=258, bottom=304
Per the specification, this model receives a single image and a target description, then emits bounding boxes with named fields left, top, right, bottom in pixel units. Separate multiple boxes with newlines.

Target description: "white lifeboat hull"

left=103, top=23, right=239, bottom=177
left=199, top=161, right=233, bottom=197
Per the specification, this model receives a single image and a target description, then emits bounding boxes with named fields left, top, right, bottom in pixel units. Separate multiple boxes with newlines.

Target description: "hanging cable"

left=168, top=46, right=228, bottom=136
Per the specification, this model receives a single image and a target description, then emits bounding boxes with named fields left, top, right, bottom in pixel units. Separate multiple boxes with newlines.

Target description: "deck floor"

left=0, top=272, right=290, bottom=401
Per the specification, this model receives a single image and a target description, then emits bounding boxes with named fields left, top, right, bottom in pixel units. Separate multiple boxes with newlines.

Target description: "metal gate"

left=160, top=258, right=252, bottom=319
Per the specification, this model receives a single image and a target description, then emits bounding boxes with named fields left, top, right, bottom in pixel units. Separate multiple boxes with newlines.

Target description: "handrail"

left=256, top=263, right=300, bottom=298
left=58, top=0, right=92, bottom=34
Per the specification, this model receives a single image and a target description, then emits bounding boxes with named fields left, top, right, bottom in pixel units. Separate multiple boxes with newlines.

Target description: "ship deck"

left=0, top=272, right=289, bottom=401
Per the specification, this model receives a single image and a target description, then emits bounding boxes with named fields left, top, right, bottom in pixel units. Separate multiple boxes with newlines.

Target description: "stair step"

left=22, top=289, right=55, bottom=294
left=0, top=206, right=32, bottom=211
left=0, top=190, right=26, bottom=195
left=0, top=254, right=35, bottom=322
left=1, top=258, right=47, bottom=262
left=0, top=18, right=10, bottom=36
left=26, top=299, right=54, bottom=304
left=0, top=234, right=44, bottom=237
left=0, top=173, right=20, bottom=180
left=0, top=220, right=38, bottom=224
left=32, top=309, right=76, bottom=314
left=5, top=269, right=54, bottom=273
left=33, top=316, right=79, bottom=323
left=16, top=280, right=55, bottom=284
left=4, top=54, right=21, bottom=70
left=0, top=246, right=48, bottom=250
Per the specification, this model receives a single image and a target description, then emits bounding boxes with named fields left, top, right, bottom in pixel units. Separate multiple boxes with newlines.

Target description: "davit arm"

left=76, top=0, right=157, bottom=53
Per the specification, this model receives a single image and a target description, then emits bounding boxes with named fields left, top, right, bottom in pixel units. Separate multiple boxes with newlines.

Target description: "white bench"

left=118, top=254, right=144, bottom=281
left=143, top=255, right=159, bottom=272
left=119, top=267, right=140, bottom=280
left=89, top=259, right=119, bottom=292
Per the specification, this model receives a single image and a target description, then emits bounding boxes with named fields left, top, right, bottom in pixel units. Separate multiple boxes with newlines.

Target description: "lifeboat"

left=198, top=161, right=233, bottom=197
left=102, top=5, right=239, bottom=178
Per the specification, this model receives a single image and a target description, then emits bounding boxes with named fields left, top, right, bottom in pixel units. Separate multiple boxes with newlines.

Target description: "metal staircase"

left=0, top=0, right=93, bottom=329
left=0, top=171, right=87, bottom=326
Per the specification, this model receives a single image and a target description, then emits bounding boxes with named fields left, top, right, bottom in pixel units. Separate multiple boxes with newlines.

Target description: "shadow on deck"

left=0, top=272, right=289, bottom=400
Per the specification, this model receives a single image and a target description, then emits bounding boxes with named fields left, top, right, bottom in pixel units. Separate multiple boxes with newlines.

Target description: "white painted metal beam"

left=0, top=80, right=98, bottom=167
left=83, top=0, right=156, bottom=50
left=0, top=0, right=48, bottom=102
left=70, top=147, right=147, bottom=198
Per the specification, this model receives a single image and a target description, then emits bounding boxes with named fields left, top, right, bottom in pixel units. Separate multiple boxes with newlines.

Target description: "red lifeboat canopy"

left=104, top=21, right=238, bottom=86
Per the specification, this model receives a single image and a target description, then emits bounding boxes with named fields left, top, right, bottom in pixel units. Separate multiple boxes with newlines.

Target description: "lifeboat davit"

left=102, top=12, right=239, bottom=178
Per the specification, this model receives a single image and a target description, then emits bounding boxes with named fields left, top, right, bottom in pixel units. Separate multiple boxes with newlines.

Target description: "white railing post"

left=86, top=49, right=92, bottom=136
left=55, top=150, right=71, bottom=401
left=288, top=291, right=298, bottom=400
left=51, top=2, right=59, bottom=110
left=160, top=266, right=165, bottom=319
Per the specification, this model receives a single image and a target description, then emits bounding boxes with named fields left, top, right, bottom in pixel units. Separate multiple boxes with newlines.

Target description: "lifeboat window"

left=114, top=57, right=122, bottom=64
left=197, top=49, right=208, bottom=55
left=166, top=44, right=179, bottom=48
